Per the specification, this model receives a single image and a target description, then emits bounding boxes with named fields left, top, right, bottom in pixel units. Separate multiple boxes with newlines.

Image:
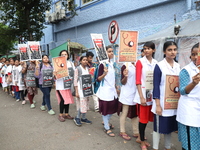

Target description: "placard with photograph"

left=91, top=33, right=108, bottom=63
left=28, top=41, right=42, bottom=60
left=18, top=44, right=29, bottom=61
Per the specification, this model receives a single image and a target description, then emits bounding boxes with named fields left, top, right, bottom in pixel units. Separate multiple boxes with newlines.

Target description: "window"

left=82, top=0, right=94, bottom=5
left=195, top=1, right=200, bottom=10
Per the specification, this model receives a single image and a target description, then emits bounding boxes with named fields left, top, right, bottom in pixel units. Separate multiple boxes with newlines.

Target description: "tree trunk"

left=25, top=8, right=33, bottom=41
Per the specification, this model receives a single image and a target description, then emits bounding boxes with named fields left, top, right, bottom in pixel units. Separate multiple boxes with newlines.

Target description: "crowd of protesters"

left=0, top=41, right=200, bottom=150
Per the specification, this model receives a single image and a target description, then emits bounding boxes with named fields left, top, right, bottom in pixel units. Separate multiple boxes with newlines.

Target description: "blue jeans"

left=39, top=85, right=52, bottom=110
left=77, top=109, right=86, bottom=119
left=13, top=86, right=20, bottom=100
left=102, top=114, right=112, bottom=130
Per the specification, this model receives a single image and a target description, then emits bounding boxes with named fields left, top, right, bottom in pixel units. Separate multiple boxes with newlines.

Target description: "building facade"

left=40, top=0, right=199, bottom=54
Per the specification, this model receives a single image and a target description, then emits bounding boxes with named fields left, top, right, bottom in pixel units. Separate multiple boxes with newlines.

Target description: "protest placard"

left=18, top=44, right=29, bottom=61
left=91, top=34, right=108, bottom=63
left=63, top=67, right=74, bottom=89
left=28, top=41, right=42, bottom=60
left=26, top=70, right=36, bottom=87
left=145, top=71, right=153, bottom=106
left=52, top=56, right=68, bottom=79
left=42, top=69, right=53, bottom=87
left=119, top=30, right=138, bottom=62
left=164, top=75, right=180, bottom=109
left=81, top=74, right=93, bottom=97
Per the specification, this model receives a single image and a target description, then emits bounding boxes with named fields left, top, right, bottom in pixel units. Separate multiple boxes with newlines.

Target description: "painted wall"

left=40, top=0, right=197, bottom=51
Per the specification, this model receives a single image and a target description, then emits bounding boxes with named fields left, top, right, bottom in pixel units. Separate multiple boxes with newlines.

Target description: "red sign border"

left=108, top=20, right=119, bottom=44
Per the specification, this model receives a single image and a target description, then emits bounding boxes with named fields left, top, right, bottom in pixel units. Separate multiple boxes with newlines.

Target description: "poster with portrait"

left=26, top=70, right=36, bottom=87
left=19, top=73, right=25, bottom=86
left=119, top=30, right=138, bottom=62
left=12, top=69, right=17, bottom=82
left=42, top=69, right=53, bottom=87
left=28, top=41, right=42, bottom=60
left=63, top=67, right=74, bottom=89
left=18, top=44, right=29, bottom=61
left=164, top=75, right=180, bottom=109
left=91, top=34, right=109, bottom=63
left=81, top=74, right=93, bottom=97
left=52, top=56, right=68, bottom=79
left=13, top=68, right=20, bottom=85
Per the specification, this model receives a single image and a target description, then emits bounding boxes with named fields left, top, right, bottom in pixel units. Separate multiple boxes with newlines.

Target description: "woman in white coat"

left=55, top=50, right=74, bottom=122
left=96, top=46, right=118, bottom=137
left=152, top=41, right=180, bottom=150
left=177, top=43, right=200, bottom=150
left=73, top=56, right=92, bottom=126
left=118, top=62, right=139, bottom=140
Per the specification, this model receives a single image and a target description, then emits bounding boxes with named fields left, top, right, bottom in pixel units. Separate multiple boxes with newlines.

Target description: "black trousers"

left=57, top=90, right=69, bottom=114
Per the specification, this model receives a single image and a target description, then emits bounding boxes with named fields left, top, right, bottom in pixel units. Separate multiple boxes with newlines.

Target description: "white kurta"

left=1, top=65, right=7, bottom=88
left=12, top=66, right=18, bottom=86
left=17, top=65, right=26, bottom=90
left=96, top=62, right=118, bottom=101
left=77, top=65, right=90, bottom=98
left=6, top=65, right=13, bottom=85
left=134, top=56, right=158, bottom=104
left=119, top=63, right=137, bottom=105
left=151, top=58, right=180, bottom=117
left=0, top=63, right=2, bottom=78
left=176, top=62, right=200, bottom=127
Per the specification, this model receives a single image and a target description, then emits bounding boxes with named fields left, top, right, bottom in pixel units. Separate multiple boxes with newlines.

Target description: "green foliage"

left=0, top=0, right=51, bottom=41
left=0, top=23, right=16, bottom=55
left=62, top=0, right=77, bottom=17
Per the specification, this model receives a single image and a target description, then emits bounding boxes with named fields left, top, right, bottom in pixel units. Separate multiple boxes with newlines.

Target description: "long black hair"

left=59, top=50, right=70, bottom=60
left=143, top=41, right=155, bottom=58
left=191, top=43, right=199, bottom=52
left=163, top=41, right=177, bottom=55
left=42, top=54, right=50, bottom=63
left=162, top=41, right=178, bottom=62
left=163, top=41, right=177, bottom=53
left=79, top=56, right=87, bottom=62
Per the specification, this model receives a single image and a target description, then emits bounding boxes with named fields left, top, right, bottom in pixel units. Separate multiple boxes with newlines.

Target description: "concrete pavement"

left=0, top=88, right=182, bottom=150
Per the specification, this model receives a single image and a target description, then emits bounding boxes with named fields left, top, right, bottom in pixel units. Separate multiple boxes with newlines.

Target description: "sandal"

left=63, top=114, right=74, bottom=120
left=144, top=141, right=150, bottom=147
left=133, top=133, right=139, bottom=138
left=140, top=145, right=147, bottom=150
left=104, top=129, right=115, bottom=137
left=102, top=123, right=114, bottom=129
left=119, top=133, right=131, bottom=140
left=136, top=137, right=148, bottom=143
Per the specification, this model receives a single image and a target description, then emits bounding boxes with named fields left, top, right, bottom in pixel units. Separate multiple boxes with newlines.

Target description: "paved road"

left=0, top=88, right=182, bottom=150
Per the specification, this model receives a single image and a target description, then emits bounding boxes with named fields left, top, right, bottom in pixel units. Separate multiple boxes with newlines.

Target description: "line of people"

left=94, top=42, right=200, bottom=150
left=0, top=41, right=199, bottom=150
